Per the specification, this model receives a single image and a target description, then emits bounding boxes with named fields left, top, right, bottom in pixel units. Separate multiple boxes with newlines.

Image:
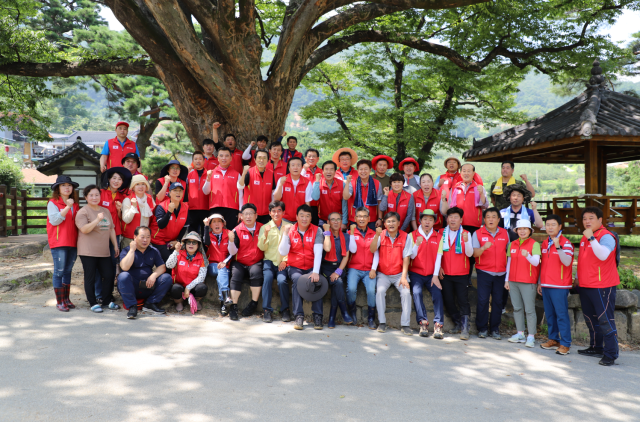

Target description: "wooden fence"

left=0, top=185, right=80, bottom=237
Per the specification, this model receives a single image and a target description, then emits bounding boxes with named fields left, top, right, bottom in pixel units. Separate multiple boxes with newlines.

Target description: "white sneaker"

left=508, top=333, right=526, bottom=343
left=525, top=336, right=535, bottom=348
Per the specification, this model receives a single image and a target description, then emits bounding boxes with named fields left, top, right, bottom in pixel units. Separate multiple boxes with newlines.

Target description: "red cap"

left=372, top=155, right=394, bottom=169
left=398, top=157, right=419, bottom=173
left=115, top=121, right=129, bottom=129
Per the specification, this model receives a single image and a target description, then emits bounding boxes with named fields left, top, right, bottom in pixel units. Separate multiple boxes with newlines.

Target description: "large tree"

left=1, top=0, right=636, bottom=149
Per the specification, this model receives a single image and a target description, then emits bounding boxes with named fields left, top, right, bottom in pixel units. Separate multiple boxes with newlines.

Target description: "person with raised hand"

left=408, top=209, right=444, bottom=338
left=258, top=201, right=291, bottom=323
left=397, top=158, right=420, bottom=193
left=75, top=185, right=120, bottom=313
left=371, top=155, right=393, bottom=191
left=166, top=232, right=209, bottom=313
left=321, top=213, right=354, bottom=328
left=202, top=214, right=233, bottom=316
left=343, top=159, right=383, bottom=230
left=411, top=173, right=443, bottom=232
left=332, top=148, right=358, bottom=183
left=313, top=160, right=347, bottom=229
left=301, top=148, right=323, bottom=226
left=121, top=175, right=155, bottom=250
left=201, top=129, right=220, bottom=171
left=490, top=161, right=535, bottom=211
left=186, top=151, right=213, bottom=237
left=155, top=160, right=189, bottom=204
left=273, top=156, right=312, bottom=223
left=370, top=212, right=414, bottom=336
left=242, top=135, right=270, bottom=167
left=202, top=146, right=243, bottom=230
left=238, top=149, right=275, bottom=225
left=151, top=182, right=190, bottom=262
left=211, top=129, right=246, bottom=173
left=46, top=176, right=80, bottom=312
left=281, top=135, right=305, bottom=164
left=266, top=142, right=287, bottom=181
left=379, top=173, right=415, bottom=232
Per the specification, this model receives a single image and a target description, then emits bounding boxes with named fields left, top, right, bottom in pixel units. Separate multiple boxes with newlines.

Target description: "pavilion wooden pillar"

left=597, top=145, right=607, bottom=195
left=584, top=141, right=598, bottom=194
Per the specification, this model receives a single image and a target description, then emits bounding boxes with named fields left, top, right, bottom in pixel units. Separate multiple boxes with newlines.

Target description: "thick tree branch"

left=0, top=59, right=158, bottom=78
left=317, top=0, right=488, bottom=20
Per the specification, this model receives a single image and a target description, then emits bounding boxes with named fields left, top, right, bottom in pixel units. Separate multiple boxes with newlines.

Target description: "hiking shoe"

left=90, top=304, right=103, bottom=313
left=313, top=313, right=323, bottom=330
left=263, top=310, right=273, bottom=323
left=478, top=330, right=488, bottom=339
left=490, top=331, right=502, bottom=340
left=377, top=323, right=387, bottom=333
left=433, top=323, right=444, bottom=339
left=450, top=322, right=462, bottom=334
left=508, top=333, right=526, bottom=343
left=242, top=300, right=258, bottom=317
left=229, top=304, right=239, bottom=321
left=599, top=356, right=615, bottom=366
left=419, top=322, right=429, bottom=337
left=541, top=339, right=560, bottom=350
left=401, top=326, right=413, bottom=336
left=578, top=347, right=604, bottom=358
left=294, top=315, right=304, bottom=330
left=108, top=302, right=120, bottom=310
left=525, top=336, right=535, bottom=348
left=143, top=302, right=165, bottom=314
left=556, top=345, right=570, bottom=355
left=282, top=309, right=292, bottom=322
left=219, top=301, right=228, bottom=316
left=127, top=306, right=137, bottom=319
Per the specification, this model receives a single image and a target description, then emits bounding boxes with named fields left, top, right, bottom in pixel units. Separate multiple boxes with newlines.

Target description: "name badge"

left=511, top=249, right=516, bottom=253
left=102, top=201, right=110, bottom=206
left=179, top=261, right=186, bottom=266
left=243, top=235, right=249, bottom=240
left=254, top=181, right=260, bottom=185
left=190, top=179, right=196, bottom=183
left=482, top=237, right=489, bottom=242
left=214, top=175, right=220, bottom=179
left=284, top=187, right=291, bottom=192
left=322, top=190, right=328, bottom=194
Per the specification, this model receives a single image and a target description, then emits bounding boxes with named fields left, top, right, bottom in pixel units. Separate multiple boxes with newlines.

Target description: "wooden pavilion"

left=462, top=60, right=640, bottom=234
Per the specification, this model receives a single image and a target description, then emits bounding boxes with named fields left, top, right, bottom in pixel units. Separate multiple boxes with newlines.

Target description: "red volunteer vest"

left=106, top=137, right=137, bottom=169
left=475, top=226, right=510, bottom=273
left=287, top=223, right=319, bottom=270
left=234, top=222, right=264, bottom=266
left=122, top=193, right=155, bottom=239
left=441, top=229, right=470, bottom=276
left=47, top=198, right=80, bottom=248
left=449, top=181, right=483, bottom=227
left=386, top=190, right=412, bottom=225
left=152, top=200, right=189, bottom=245
left=281, top=175, right=310, bottom=222
left=409, top=230, right=441, bottom=276
left=301, top=166, right=323, bottom=207
left=173, top=250, right=205, bottom=288
left=540, top=236, right=574, bottom=288
left=100, top=189, right=125, bottom=236
left=335, top=168, right=358, bottom=183
left=208, top=166, right=240, bottom=210
left=282, top=149, right=303, bottom=163
left=347, top=177, right=380, bottom=222
left=508, top=238, right=540, bottom=284
left=348, top=227, right=377, bottom=271
left=206, top=229, right=231, bottom=267
left=440, top=172, right=483, bottom=192
left=413, top=188, right=443, bottom=230
left=324, top=231, right=346, bottom=263
left=229, top=148, right=244, bottom=174
left=204, top=155, right=219, bottom=171
left=378, top=230, right=408, bottom=275
left=318, top=178, right=344, bottom=221
left=244, top=166, right=274, bottom=215
left=187, top=169, right=209, bottom=210
left=267, top=160, right=287, bottom=181
left=156, top=177, right=187, bottom=203
left=577, top=228, right=620, bottom=288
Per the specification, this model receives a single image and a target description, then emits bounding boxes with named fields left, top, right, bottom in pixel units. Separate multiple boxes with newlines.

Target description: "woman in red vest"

left=273, top=156, right=312, bottom=223
left=409, top=209, right=444, bottom=338
left=343, top=159, right=383, bottom=230
left=155, top=160, right=188, bottom=204
left=411, top=173, right=443, bottom=232
left=239, top=149, right=275, bottom=225
left=203, top=214, right=232, bottom=316
left=47, top=176, right=80, bottom=312
left=576, top=207, right=620, bottom=366
left=121, top=175, right=155, bottom=250
left=151, top=182, right=190, bottom=262
left=539, top=214, right=574, bottom=356
left=505, top=219, right=541, bottom=348
left=166, top=232, right=209, bottom=313
left=186, top=151, right=211, bottom=237
left=379, top=173, right=415, bottom=232
left=314, top=161, right=346, bottom=227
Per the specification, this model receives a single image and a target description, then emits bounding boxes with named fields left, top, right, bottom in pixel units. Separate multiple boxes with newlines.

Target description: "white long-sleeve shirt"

left=278, top=230, right=323, bottom=274
left=202, top=169, right=244, bottom=211
left=505, top=254, right=540, bottom=282
left=348, top=229, right=378, bottom=271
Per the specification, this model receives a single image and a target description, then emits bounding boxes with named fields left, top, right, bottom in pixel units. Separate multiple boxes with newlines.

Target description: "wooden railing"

left=0, top=185, right=80, bottom=237
left=552, top=196, right=640, bottom=234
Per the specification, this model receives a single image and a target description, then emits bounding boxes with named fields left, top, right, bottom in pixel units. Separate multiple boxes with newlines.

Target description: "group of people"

left=46, top=121, right=621, bottom=367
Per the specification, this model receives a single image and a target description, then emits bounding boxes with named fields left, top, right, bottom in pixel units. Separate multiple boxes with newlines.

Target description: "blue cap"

left=169, top=182, right=184, bottom=191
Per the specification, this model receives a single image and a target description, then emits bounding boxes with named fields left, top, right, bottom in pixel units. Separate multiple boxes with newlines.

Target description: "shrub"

left=618, top=267, right=640, bottom=290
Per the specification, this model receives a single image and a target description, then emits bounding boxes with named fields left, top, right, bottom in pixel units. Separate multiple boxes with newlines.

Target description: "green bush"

left=618, top=267, right=640, bottom=290
left=0, top=150, right=27, bottom=189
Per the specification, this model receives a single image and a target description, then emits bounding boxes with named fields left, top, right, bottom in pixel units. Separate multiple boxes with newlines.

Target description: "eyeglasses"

left=329, top=218, right=341, bottom=222
left=184, top=240, right=199, bottom=246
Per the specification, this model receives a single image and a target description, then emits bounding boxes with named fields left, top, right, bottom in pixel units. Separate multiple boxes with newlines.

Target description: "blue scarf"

left=353, top=176, right=378, bottom=209
left=501, top=205, right=531, bottom=230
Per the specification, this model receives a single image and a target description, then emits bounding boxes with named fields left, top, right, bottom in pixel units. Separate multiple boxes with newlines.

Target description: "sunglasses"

left=184, top=240, right=199, bottom=246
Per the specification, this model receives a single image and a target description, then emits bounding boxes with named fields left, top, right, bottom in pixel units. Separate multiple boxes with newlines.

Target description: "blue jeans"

left=320, top=262, right=346, bottom=306
left=51, top=247, right=77, bottom=288
left=409, top=271, right=444, bottom=325
left=207, top=263, right=230, bottom=301
left=94, top=235, right=119, bottom=299
left=542, top=287, right=572, bottom=347
left=346, top=268, right=376, bottom=307
left=288, top=267, right=323, bottom=317
left=117, top=271, right=172, bottom=308
left=476, top=270, right=505, bottom=333
left=263, top=260, right=287, bottom=312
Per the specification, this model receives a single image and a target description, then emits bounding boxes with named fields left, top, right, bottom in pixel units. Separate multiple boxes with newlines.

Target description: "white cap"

left=209, top=213, right=226, bottom=223
left=515, top=219, right=532, bottom=230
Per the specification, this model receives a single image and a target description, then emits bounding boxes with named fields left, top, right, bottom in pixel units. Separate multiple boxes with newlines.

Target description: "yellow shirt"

left=258, top=220, right=292, bottom=265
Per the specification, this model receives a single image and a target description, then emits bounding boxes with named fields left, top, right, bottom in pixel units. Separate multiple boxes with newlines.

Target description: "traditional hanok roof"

left=463, top=60, right=640, bottom=161
left=36, top=140, right=100, bottom=174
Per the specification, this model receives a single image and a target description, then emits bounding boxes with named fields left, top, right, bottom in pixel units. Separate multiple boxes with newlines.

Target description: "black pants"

left=462, top=225, right=478, bottom=285
left=230, top=260, right=264, bottom=290
left=441, top=274, right=470, bottom=322
left=80, top=255, right=115, bottom=306
left=211, top=207, right=240, bottom=230
left=188, top=209, right=211, bottom=238
left=170, top=283, right=209, bottom=299
left=257, top=214, right=271, bottom=225
left=311, top=206, right=319, bottom=226
left=152, top=243, right=175, bottom=262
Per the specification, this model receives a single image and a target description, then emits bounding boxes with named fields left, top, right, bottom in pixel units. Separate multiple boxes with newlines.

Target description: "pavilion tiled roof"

left=36, top=140, right=100, bottom=173
left=463, top=60, right=640, bottom=160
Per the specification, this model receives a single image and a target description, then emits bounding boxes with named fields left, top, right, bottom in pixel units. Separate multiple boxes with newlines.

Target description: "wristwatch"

left=588, top=236, right=595, bottom=242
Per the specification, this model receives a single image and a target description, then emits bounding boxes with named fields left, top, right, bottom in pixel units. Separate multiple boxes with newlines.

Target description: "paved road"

left=1, top=303, right=639, bottom=422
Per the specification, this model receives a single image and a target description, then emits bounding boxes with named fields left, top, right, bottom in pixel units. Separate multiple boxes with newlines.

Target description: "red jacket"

left=234, top=222, right=264, bottom=266
left=324, top=231, right=346, bottom=263
left=186, top=169, right=209, bottom=210
left=228, top=148, right=244, bottom=174
left=208, top=166, right=240, bottom=210
left=385, top=190, right=412, bottom=226
left=409, top=230, right=441, bottom=276
left=267, top=160, right=287, bottom=182
left=47, top=198, right=80, bottom=248
left=152, top=200, right=189, bottom=245
left=282, top=149, right=303, bottom=163
left=475, top=226, right=510, bottom=273
left=204, top=155, right=219, bottom=171
left=540, top=236, right=574, bottom=288
left=441, top=229, right=470, bottom=276
left=244, top=166, right=274, bottom=215
left=346, top=177, right=380, bottom=223
left=122, top=193, right=155, bottom=239
left=448, top=181, right=484, bottom=228
left=100, top=189, right=125, bottom=236
left=287, top=223, right=319, bottom=270
left=378, top=230, right=408, bottom=276
left=577, top=228, right=620, bottom=288
left=348, top=227, right=376, bottom=271
left=508, top=238, right=540, bottom=284
left=281, top=175, right=310, bottom=222
left=318, top=178, right=344, bottom=222
left=301, top=166, right=323, bottom=207
left=206, top=229, right=231, bottom=267
left=413, top=188, right=442, bottom=230
left=172, top=250, right=205, bottom=288
left=105, top=137, right=137, bottom=169
left=156, top=177, right=187, bottom=204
